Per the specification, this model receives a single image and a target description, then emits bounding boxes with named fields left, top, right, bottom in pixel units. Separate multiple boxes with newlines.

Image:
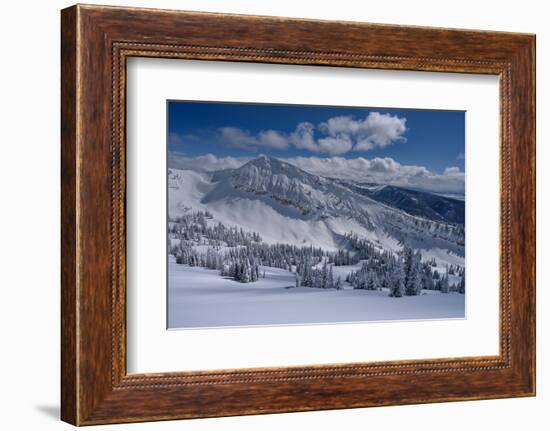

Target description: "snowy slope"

left=168, top=263, right=465, bottom=328
left=345, top=182, right=465, bottom=224
left=168, top=156, right=464, bottom=267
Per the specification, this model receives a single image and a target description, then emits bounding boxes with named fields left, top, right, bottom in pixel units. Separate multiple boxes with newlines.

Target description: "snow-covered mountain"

left=168, top=156, right=465, bottom=267
left=342, top=181, right=465, bottom=224
left=209, top=155, right=384, bottom=224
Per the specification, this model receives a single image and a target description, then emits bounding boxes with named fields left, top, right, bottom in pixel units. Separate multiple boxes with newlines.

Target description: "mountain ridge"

left=210, top=156, right=464, bottom=225
left=168, top=156, right=464, bottom=267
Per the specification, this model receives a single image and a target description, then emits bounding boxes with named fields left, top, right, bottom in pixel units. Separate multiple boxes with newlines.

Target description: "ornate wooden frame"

left=61, top=4, right=535, bottom=425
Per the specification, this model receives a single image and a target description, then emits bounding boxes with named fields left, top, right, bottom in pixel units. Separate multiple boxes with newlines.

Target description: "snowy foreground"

left=168, top=264, right=465, bottom=329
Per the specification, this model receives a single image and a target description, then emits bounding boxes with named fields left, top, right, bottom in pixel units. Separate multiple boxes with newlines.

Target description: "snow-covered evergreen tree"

left=367, top=272, right=377, bottom=290
left=327, top=265, right=334, bottom=289
left=169, top=211, right=456, bottom=294
left=389, top=259, right=405, bottom=297
left=439, top=274, right=450, bottom=293
left=403, top=247, right=423, bottom=296
left=458, top=274, right=465, bottom=294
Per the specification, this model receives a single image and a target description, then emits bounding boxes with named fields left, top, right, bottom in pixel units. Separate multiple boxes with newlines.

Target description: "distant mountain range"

left=168, top=156, right=465, bottom=266
left=340, top=181, right=464, bottom=225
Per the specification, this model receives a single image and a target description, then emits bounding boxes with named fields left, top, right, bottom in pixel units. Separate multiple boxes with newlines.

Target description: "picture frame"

left=61, top=4, right=535, bottom=425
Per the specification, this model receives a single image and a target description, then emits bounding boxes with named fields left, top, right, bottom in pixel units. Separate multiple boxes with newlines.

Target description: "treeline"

left=171, top=237, right=327, bottom=284
left=172, top=243, right=220, bottom=268
left=381, top=210, right=465, bottom=246
left=169, top=211, right=262, bottom=246
left=347, top=245, right=465, bottom=296
left=345, top=232, right=387, bottom=262
left=170, top=212, right=366, bottom=267
left=220, top=259, right=261, bottom=283
left=169, top=212, right=465, bottom=293
left=295, top=258, right=343, bottom=289
left=172, top=238, right=464, bottom=294
left=225, top=242, right=325, bottom=271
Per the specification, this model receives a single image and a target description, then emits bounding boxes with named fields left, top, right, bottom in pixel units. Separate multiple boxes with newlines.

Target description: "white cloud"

left=284, top=156, right=464, bottom=194
left=257, top=130, right=289, bottom=149
left=289, top=122, right=317, bottom=152
left=444, top=166, right=461, bottom=175
left=319, top=112, right=407, bottom=151
left=289, top=122, right=353, bottom=154
left=168, top=152, right=251, bottom=171
left=219, top=127, right=289, bottom=150
left=218, top=127, right=258, bottom=150
left=367, top=157, right=401, bottom=173
left=318, top=115, right=361, bottom=136
left=355, top=112, right=407, bottom=150
left=169, top=153, right=464, bottom=195
left=317, top=134, right=353, bottom=155
left=217, top=111, right=407, bottom=154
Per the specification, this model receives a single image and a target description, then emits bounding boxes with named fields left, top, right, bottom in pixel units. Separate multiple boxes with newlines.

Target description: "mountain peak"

left=247, top=154, right=280, bottom=166
left=241, top=155, right=295, bottom=174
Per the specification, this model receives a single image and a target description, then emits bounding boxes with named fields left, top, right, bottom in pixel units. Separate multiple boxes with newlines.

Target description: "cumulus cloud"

left=317, top=135, right=354, bottom=155
left=284, top=156, right=464, bottom=194
left=318, top=116, right=360, bottom=136
left=289, top=122, right=317, bottom=152
left=168, top=152, right=251, bottom=171
left=219, top=127, right=264, bottom=150
left=217, top=112, right=407, bottom=155
left=443, top=166, right=461, bottom=175
left=289, top=121, right=354, bottom=155
left=257, top=130, right=288, bottom=149
left=355, top=112, right=408, bottom=150
left=169, top=152, right=464, bottom=195
left=319, top=112, right=407, bottom=151
left=368, top=157, right=401, bottom=173
left=219, top=127, right=289, bottom=150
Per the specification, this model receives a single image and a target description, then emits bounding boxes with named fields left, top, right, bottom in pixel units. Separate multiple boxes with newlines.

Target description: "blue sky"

left=168, top=100, right=464, bottom=174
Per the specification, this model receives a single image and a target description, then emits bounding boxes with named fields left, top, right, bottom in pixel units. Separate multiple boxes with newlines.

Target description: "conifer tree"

left=458, top=274, right=465, bottom=294
left=440, top=274, right=450, bottom=293
left=389, top=260, right=405, bottom=297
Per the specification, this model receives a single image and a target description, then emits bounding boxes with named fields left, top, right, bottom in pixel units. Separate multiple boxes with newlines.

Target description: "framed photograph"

left=61, top=4, right=535, bottom=425
left=165, top=101, right=467, bottom=329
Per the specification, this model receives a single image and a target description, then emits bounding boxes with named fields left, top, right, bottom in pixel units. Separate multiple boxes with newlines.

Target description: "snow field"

left=168, top=264, right=465, bottom=329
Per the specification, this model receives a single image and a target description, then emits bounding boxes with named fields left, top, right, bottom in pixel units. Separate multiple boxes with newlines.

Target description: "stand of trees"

left=169, top=211, right=262, bottom=246
left=326, top=249, right=354, bottom=266
left=220, top=258, right=260, bottom=283
left=169, top=211, right=465, bottom=294
left=295, top=259, right=335, bottom=289
left=345, top=245, right=464, bottom=296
